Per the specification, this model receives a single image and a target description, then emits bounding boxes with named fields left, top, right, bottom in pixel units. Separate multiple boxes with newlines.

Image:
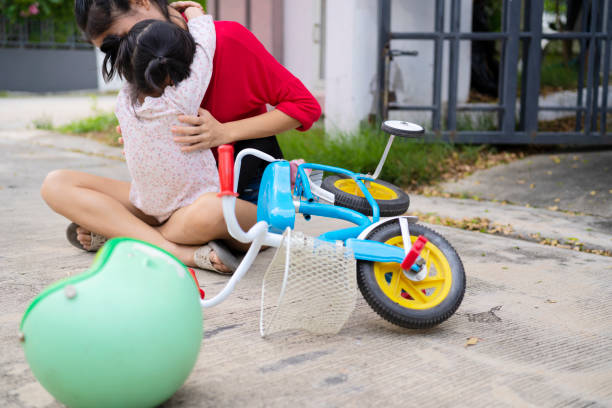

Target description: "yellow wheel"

left=334, top=178, right=399, bottom=200
left=357, top=222, right=465, bottom=329
left=321, top=175, right=410, bottom=216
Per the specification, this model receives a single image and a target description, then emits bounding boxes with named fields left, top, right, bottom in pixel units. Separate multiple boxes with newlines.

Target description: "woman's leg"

left=41, top=169, right=199, bottom=266
left=157, top=192, right=257, bottom=252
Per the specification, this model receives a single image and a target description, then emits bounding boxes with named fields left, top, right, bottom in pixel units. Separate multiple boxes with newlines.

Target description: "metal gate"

left=377, top=0, right=612, bottom=144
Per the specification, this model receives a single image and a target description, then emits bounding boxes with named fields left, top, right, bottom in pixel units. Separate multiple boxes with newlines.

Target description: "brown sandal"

left=66, top=223, right=107, bottom=252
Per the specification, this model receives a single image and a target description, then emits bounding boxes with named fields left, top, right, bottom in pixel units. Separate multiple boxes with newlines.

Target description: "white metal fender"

left=356, top=215, right=419, bottom=240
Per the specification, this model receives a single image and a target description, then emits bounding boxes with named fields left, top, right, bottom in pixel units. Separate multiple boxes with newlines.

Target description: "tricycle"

left=205, top=120, right=466, bottom=334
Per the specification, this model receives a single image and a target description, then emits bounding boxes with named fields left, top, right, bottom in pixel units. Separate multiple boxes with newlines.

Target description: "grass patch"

left=456, top=113, right=497, bottom=132
left=540, top=53, right=579, bottom=93
left=57, top=113, right=513, bottom=188
left=33, top=117, right=53, bottom=130
left=59, top=112, right=118, bottom=133
left=58, top=112, right=121, bottom=146
left=278, top=125, right=495, bottom=188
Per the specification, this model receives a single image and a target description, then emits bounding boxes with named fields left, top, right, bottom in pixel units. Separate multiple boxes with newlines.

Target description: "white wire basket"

left=260, top=229, right=357, bottom=337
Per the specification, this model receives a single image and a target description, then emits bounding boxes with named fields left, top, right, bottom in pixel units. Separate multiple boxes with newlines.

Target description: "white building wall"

left=283, top=0, right=320, bottom=92
left=324, top=0, right=378, bottom=134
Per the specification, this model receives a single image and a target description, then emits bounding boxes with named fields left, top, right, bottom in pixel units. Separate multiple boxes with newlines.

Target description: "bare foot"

left=208, top=250, right=231, bottom=273
left=76, top=226, right=93, bottom=250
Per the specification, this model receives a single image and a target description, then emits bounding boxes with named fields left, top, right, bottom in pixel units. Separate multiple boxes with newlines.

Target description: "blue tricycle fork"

left=295, top=163, right=381, bottom=222
left=294, top=163, right=409, bottom=265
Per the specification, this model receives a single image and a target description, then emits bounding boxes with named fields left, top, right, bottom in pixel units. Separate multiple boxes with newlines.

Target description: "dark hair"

left=74, top=0, right=170, bottom=39
left=110, top=19, right=196, bottom=95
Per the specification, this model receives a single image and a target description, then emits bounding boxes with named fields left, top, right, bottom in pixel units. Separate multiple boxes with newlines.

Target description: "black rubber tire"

left=357, top=222, right=465, bottom=329
left=321, top=175, right=410, bottom=216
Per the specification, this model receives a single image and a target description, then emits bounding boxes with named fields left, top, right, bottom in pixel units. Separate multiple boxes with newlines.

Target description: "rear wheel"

left=357, top=222, right=465, bottom=329
left=321, top=175, right=410, bottom=216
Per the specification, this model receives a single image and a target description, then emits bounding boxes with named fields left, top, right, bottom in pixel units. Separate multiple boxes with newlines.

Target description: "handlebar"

left=217, top=144, right=239, bottom=197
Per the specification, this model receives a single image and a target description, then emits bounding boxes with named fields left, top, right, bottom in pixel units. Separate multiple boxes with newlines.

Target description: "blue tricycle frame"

left=205, top=120, right=465, bottom=330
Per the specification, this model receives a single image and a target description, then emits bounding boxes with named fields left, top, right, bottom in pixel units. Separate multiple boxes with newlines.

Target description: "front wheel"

left=357, top=222, right=465, bottom=329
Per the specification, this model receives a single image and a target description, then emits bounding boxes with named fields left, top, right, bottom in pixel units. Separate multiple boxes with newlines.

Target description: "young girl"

left=108, top=7, right=234, bottom=272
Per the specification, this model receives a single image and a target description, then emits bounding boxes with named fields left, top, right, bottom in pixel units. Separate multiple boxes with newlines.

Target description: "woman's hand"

left=169, top=1, right=204, bottom=13
left=172, top=108, right=230, bottom=152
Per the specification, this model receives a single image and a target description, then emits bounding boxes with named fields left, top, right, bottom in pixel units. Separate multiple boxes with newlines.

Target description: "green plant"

left=59, top=112, right=118, bottom=134
left=278, top=125, right=489, bottom=187
left=455, top=113, right=497, bottom=132
left=2, top=0, right=74, bottom=23
left=58, top=112, right=121, bottom=146
left=33, top=116, right=53, bottom=130
left=2, top=0, right=207, bottom=23
left=540, top=53, right=579, bottom=91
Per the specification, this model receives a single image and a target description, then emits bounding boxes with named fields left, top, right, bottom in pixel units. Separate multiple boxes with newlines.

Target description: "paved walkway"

left=1, top=95, right=611, bottom=407
left=441, top=150, right=612, bottom=218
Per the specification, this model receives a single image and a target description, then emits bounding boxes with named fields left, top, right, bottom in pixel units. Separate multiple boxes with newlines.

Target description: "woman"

left=41, top=0, right=321, bottom=273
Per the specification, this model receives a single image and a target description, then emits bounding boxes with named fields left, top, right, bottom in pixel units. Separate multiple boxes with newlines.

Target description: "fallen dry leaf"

left=545, top=299, right=558, bottom=304
left=465, top=337, right=481, bottom=347
left=554, top=198, right=561, bottom=203
left=551, top=156, right=561, bottom=164
left=590, top=191, right=597, bottom=196
left=548, top=206, right=559, bottom=211
left=529, top=183, right=535, bottom=189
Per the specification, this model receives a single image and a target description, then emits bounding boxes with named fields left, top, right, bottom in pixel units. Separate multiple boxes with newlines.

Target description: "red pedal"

left=400, top=236, right=428, bottom=270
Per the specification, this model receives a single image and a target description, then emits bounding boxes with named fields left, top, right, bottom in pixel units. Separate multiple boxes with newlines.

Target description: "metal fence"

left=377, top=0, right=612, bottom=145
left=0, top=17, right=92, bottom=49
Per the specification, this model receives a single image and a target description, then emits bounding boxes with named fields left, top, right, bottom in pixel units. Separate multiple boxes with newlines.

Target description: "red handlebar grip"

left=217, top=144, right=238, bottom=197
left=400, top=235, right=428, bottom=270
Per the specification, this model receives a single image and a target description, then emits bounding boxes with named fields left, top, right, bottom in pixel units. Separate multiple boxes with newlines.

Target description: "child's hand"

left=184, top=5, right=205, bottom=20
left=169, top=1, right=204, bottom=13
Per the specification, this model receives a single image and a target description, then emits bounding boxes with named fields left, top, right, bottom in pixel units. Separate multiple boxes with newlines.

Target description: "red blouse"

left=202, top=21, right=321, bottom=132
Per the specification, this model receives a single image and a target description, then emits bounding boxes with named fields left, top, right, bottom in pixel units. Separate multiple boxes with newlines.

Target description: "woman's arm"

left=172, top=109, right=300, bottom=152
left=172, top=22, right=321, bottom=151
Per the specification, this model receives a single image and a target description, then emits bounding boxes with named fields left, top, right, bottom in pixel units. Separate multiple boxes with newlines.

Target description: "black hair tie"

left=157, top=56, right=167, bottom=64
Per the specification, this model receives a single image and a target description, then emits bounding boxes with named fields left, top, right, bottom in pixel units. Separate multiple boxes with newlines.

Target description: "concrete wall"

left=283, top=0, right=324, bottom=93
left=207, top=0, right=282, bottom=60
left=0, top=48, right=98, bottom=92
left=324, top=0, right=379, bottom=134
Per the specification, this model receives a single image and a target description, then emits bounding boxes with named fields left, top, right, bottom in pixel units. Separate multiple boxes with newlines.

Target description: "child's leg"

left=156, top=192, right=257, bottom=252
left=41, top=169, right=199, bottom=266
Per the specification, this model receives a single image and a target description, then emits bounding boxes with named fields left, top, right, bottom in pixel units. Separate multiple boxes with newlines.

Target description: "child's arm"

left=163, top=14, right=215, bottom=116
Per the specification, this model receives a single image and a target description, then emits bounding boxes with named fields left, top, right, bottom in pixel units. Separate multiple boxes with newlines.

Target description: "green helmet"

left=20, top=238, right=203, bottom=408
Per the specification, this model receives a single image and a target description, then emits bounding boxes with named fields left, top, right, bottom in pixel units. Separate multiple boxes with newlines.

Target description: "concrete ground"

left=1, top=95, right=612, bottom=407
left=441, top=150, right=612, bottom=218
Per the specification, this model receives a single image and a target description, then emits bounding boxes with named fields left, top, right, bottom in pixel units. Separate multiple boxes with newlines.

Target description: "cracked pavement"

left=1, top=94, right=611, bottom=407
